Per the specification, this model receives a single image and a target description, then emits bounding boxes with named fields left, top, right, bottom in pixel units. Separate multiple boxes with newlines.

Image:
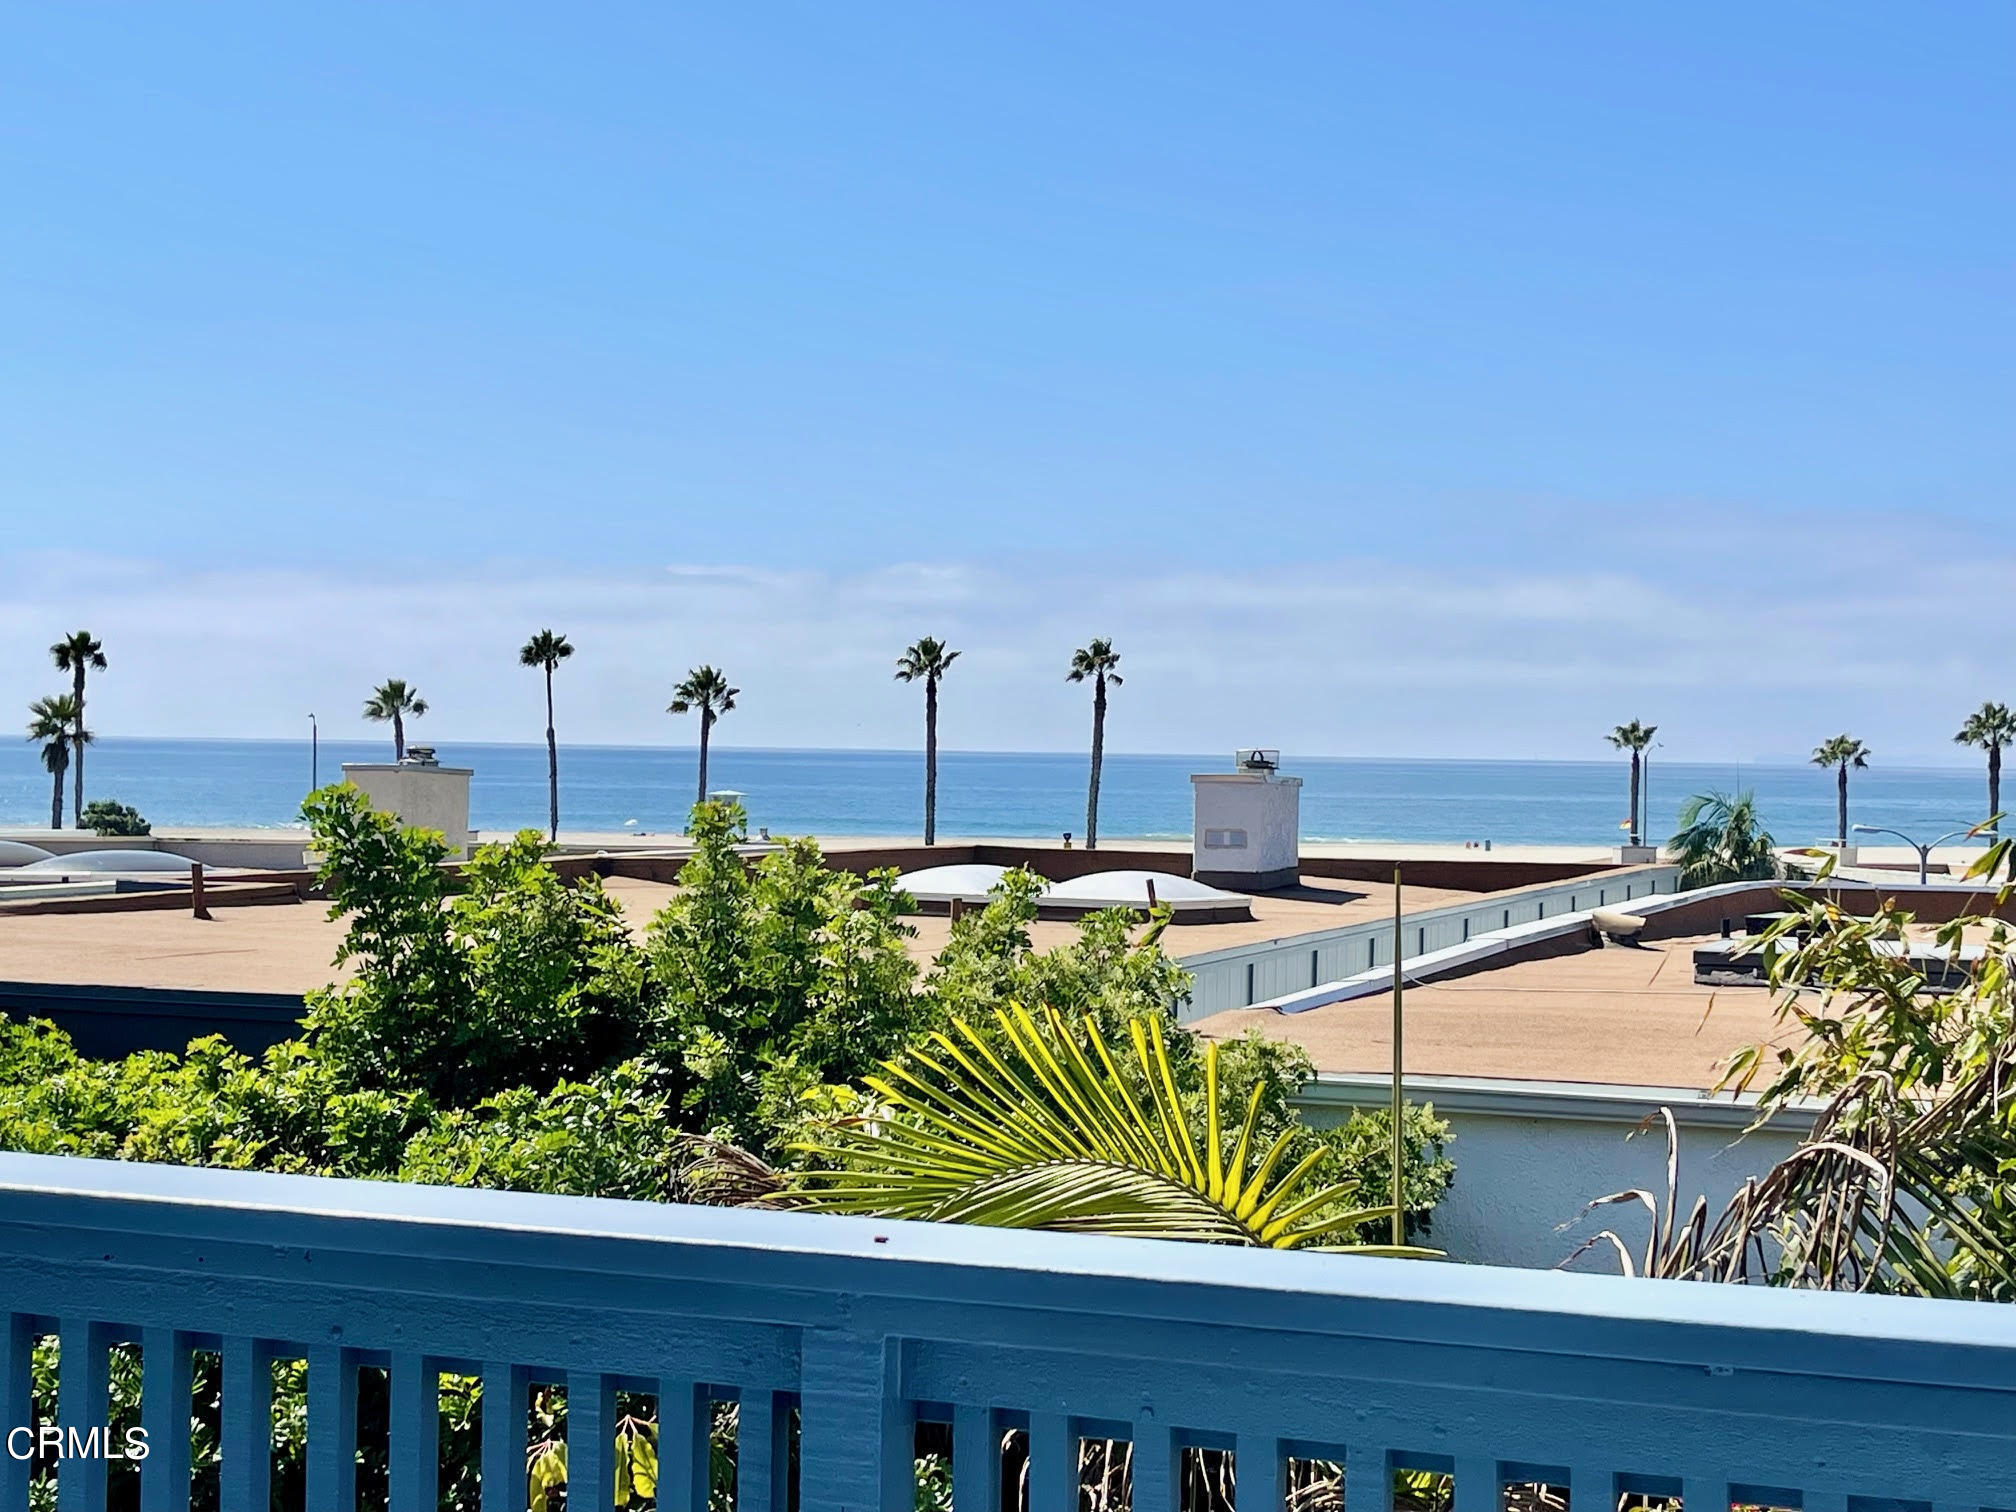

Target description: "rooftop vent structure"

left=1190, top=749, right=1301, bottom=891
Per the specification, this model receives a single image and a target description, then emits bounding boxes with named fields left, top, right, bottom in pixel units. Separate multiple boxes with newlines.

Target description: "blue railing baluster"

left=139, top=1329, right=193, bottom=1512
left=304, top=1346, right=356, bottom=1512
left=1682, top=1474, right=1727, bottom=1512
left=952, top=1405, right=1000, bottom=1511
left=1575, top=1465, right=1614, bottom=1512
left=736, top=1388, right=790, bottom=1512
left=387, top=1353, right=438, bottom=1512
left=566, top=1371, right=617, bottom=1512
left=1348, top=1446, right=1395, bottom=1512
left=55, top=1319, right=108, bottom=1512
left=654, top=1379, right=714, bottom=1512
left=1, top=1316, right=29, bottom=1512
left=1027, top=1413, right=1076, bottom=1512
left=217, top=1338, right=270, bottom=1512
left=1238, top=1432, right=1287, bottom=1511
left=1454, top=1456, right=1498, bottom=1512
left=797, top=1332, right=910, bottom=1512
left=1130, top=1424, right=1179, bottom=1512
left=479, top=1362, right=529, bottom=1511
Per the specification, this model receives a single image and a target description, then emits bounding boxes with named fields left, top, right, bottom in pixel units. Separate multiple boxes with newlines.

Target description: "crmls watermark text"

left=6, top=1426, right=150, bottom=1461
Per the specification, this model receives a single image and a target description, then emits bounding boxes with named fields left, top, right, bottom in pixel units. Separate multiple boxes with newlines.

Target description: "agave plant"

left=793, top=1005, right=1428, bottom=1253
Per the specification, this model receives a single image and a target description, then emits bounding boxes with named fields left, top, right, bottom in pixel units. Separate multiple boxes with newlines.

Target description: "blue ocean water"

left=0, top=737, right=1999, bottom=849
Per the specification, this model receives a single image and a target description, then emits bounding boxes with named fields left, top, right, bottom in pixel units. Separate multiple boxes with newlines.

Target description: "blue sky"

left=3, top=5, right=2013, bottom=760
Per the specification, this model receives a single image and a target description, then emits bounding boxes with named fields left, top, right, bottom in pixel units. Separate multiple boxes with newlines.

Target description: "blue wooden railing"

left=3, top=1152, right=2015, bottom=1512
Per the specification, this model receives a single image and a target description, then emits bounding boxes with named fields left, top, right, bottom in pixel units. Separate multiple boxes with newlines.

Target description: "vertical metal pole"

left=1391, top=864, right=1404, bottom=1247
left=310, top=714, right=318, bottom=790
left=1640, top=747, right=1649, bottom=848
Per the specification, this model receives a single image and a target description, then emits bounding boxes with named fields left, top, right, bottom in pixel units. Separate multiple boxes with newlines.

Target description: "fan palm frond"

left=793, top=1005, right=1431, bottom=1254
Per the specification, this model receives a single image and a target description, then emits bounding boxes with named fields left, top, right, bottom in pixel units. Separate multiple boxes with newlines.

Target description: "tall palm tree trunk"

left=1991, top=745, right=2003, bottom=834
left=1628, top=752, right=1642, bottom=846
left=49, top=753, right=67, bottom=830
left=392, top=710, right=406, bottom=762
left=696, top=708, right=713, bottom=810
left=70, top=668, right=86, bottom=825
left=544, top=670, right=559, bottom=843
left=1836, top=763, right=1849, bottom=846
left=1086, top=675, right=1106, bottom=850
left=924, top=677, right=939, bottom=846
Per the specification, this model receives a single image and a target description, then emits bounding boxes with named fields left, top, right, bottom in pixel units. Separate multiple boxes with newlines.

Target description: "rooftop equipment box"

left=1190, top=750, right=1301, bottom=891
left=341, top=749, right=474, bottom=853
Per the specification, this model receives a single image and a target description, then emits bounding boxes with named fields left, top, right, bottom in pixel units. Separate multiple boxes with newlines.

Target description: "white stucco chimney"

left=1190, top=750, right=1301, bottom=891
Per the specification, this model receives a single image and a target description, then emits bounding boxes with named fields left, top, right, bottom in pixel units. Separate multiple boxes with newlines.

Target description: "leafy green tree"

left=49, top=630, right=105, bottom=825
left=80, top=799, right=149, bottom=836
left=1811, top=734, right=1870, bottom=847
left=668, top=664, right=738, bottom=813
left=1606, top=720, right=1657, bottom=846
left=299, top=784, right=648, bottom=1107
left=643, top=800, right=921, bottom=1154
left=361, top=677, right=428, bottom=760
left=1669, top=789, right=1778, bottom=887
left=519, top=629, right=575, bottom=842
left=895, top=636, right=960, bottom=845
left=395, top=1061, right=684, bottom=1200
left=24, top=694, right=85, bottom=830
left=1954, top=701, right=2016, bottom=833
left=1067, top=637, right=1122, bottom=849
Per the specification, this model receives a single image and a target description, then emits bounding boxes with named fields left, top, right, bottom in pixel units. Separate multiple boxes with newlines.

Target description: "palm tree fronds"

left=793, top=1004, right=1435, bottom=1254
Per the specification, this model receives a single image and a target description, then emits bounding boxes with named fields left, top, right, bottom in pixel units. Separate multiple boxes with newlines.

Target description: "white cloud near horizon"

left=2, top=530, right=2011, bottom=767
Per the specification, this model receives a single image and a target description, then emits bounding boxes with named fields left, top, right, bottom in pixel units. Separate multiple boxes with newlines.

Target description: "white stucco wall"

left=1190, top=773, right=1300, bottom=879
left=341, top=763, right=475, bottom=850
left=1296, top=1074, right=1811, bottom=1271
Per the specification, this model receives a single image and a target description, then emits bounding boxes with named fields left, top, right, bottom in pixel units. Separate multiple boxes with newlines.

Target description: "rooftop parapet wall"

left=3, top=1152, right=2014, bottom=1511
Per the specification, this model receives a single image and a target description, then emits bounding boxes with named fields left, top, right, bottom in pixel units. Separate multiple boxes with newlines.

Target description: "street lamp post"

left=309, top=713, right=318, bottom=791
left=1850, top=824, right=1977, bottom=886
left=1643, top=740, right=1663, bottom=855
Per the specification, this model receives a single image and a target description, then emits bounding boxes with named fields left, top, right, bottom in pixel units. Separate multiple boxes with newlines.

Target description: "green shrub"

left=79, top=798, right=149, bottom=836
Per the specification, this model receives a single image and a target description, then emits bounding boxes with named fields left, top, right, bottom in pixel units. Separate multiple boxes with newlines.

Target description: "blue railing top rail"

left=7, top=1151, right=2015, bottom=1374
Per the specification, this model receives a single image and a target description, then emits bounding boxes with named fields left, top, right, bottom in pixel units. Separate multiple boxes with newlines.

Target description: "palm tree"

left=1067, top=638, right=1123, bottom=850
left=668, top=665, right=739, bottom=813
left=1954, top=702, right=2016, bottom=834
left=1669, top=789, right=1779, bottom=887
left=519, top=630, right=574, bottom=842
left=49, top=631, right=106, bottom=825
left=795, top=1005, right=1428, bottom=1253
left=362, top=678, right=429, bottom=761
left=1811, top=735, right=1871, bottom=848
left=26, top=694, right=87, bottom=831
left=1607, top=719, right=1657, bottom=846
left=895, top=636, right=960, bottom=846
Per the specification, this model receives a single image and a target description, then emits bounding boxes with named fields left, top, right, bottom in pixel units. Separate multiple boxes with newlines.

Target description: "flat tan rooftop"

left=0, top=874, right=1484, bottom=996
left=1193, top=934, right=1801, bottom=1090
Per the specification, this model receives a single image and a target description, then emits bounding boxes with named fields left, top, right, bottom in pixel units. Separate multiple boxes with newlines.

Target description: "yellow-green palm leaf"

left=793, top=1005, right=1432, bottom=1254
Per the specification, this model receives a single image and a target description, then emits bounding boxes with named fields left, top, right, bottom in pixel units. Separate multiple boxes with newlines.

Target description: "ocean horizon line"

left=58, top=735, right=1990, bottom=777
